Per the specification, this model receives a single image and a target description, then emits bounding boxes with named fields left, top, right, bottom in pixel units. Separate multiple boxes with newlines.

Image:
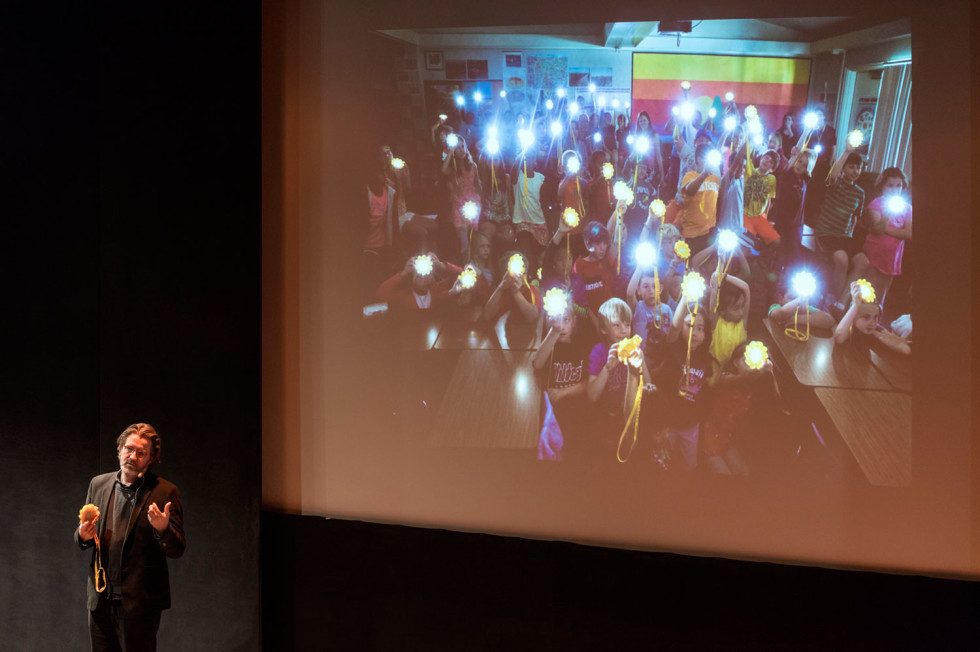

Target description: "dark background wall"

left=3, top=1, right=978, bottom=651
left=2, top=3, right=261, bottom=650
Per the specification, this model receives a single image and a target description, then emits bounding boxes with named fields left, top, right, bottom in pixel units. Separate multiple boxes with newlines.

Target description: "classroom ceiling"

left=380, top=18, right=909, bottom=57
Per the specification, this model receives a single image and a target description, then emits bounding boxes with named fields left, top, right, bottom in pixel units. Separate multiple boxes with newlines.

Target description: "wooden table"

left=813, top=388, right=911, bottom=487
left=863, top=347, right=911, bottom=393
left=763, top=318, right=892, bottom=390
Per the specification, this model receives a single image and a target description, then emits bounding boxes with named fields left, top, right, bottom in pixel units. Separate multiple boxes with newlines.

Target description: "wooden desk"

left=427, top=349, right=540, bottom=448
left=814, top=388, right=911, bottom=487
left=864, top=347, right=912, bottom=393
left=763, top=318, right=892, bottom=390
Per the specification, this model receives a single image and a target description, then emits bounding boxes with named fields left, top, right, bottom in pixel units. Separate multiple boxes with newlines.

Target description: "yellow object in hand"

left=616, top=335, right=643, bottom=366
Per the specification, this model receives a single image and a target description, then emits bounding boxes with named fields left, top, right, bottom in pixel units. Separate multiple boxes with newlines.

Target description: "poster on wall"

left=591, top=67, right=613, bottom=87
left=527, top=54, right=568, bottom=90
left=569, top=66, right=590, bottom=88
left=502, top=51, right=526, bottom=105
left=467, top=59, right=489, bottom=80
left=446, top=59, right=467, bottom=80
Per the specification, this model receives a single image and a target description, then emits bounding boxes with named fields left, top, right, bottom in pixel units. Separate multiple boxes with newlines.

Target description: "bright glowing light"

left=461, top=201, right=480, bottom=224
left=565, top=156, right=581, bottom=174
left=708, top=107, right=717, bottom=118
left=613, top=181, right=634, bottom=204
left=635, top=241, right=657, bottom=268
left=612, top=99, right=621, bottom=108
left=723, top=116, right=737, bottom=132
left=518, top=129, right=534, bottom=151
left=487, top=125, right=499, bottom=139
left=473, top=91, right=483, bottom=103
left=803, top=111, right=820, bottom=130
left=556, top=88, right=566, bottom=98
left=544, top=287, right=570, bottom=318
left=705, top=149, right=723, bottom=169
left=680, top=102, right=695, bottom=121
left=616, top=335, right=643, bottom=367
left=550, top=120, right=562, bottom=137
left=681, top=271, right=707, bottom=301
left=885, top=195, right=908, bottom=215
left=748, top=118, right=763, bottom=135
left=546, top=99, right=554, bottom=111
left=508, top=253, right=526, bottom=277
left=725, top=91, right=735, bottom=102
left=681, top=81, right=692, bottom=91
left=814, top=144, right=824, bottom=155
left=634, top=135, right=650, bottom=154
left=602, top=162, right=614, bottom=180
left=569, top=101, right=580, bottom=116
left=597, top=96, right=606, bottom=108
left=562, top=207, right=580, bottom=228
left=744, top=341, right=769, bottom=370
left=589, top=83, right=597, bottom=93
left=445, top=133, right=459, bottom=149
left=485, top=138, right=500, bottom=156
left=455, top=95, right=465, bottom=107
left=651, top=198, right=666, bottom=218
left=593, top=132, right=602, bottom=144
left=718, top=229, right=739, bottom=253
left=390, top=158, right=405, bottom=170
left=847, top=129, right=864, bottom=148
left=753, top=134, right=764, bottom=146
left=459, top=268, right=477, bottom=289
left=792, top=270, right=818, bottom=298
left=671, top=106, right=680, bottom=116
left=626, top=134, right=635, bottom=145
left=674, top=240, right=691, bottom=260
left=500, top=90, right=507, bottom=99
left=744, top=105, right=758, bottom=120
left=414, top=255, right=433, bottom=277
left=855, top=278, right=876, bottom=303
left=438, top=113, right=448, bottom=121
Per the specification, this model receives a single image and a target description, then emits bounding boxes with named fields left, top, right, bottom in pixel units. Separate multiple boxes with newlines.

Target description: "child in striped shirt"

left=814, top=145, right=865, bottom=308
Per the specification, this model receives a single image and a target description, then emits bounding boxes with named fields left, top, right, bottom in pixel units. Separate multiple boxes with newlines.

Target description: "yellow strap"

left=524, top=278, right=536, bottom=306
left=684, top=303, right=697, bottom=386
left=617, top=371, right=644, bottom=463
left=93, top=534, right=106, bottom=593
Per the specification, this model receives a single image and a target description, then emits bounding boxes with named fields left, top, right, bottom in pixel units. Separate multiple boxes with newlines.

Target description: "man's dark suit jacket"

left=75, top=471, right=186, bottom=614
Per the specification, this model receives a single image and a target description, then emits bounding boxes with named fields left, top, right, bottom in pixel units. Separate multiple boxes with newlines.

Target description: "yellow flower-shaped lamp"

left=744, top=341, right=769, bottom=370
left=613, top=180, right=634, bottom=204
left=79, top=504, right=100, bottom=524
left=803, top=111, right=819, bottom=130
left=680, top=80, right=691, bottom=91
left=390, top=157, right=405, bottom=170
left=543, top=287, right=570, bottom=319
left=650, top=198, right=666, bottom=218
left=847, top=130, right=864, bottom=148
left=507, top=253, right=526, bottom=278
left=717, top=229, right=739, bottom=253
left=616, top=334, right=643, bottom=366
left=723, top=115, right=737, bottom=132
left=458, top=268, right=477, bottom=289
left=461, top=201, right=480, bottom=224
left=744, top=105, right=759, bottom=121
left=674, top=240, right=691, bottom=261
left=705, top=149, right=723, bottom=169
left=413, top=255, right=434, bottom=277
left=725, top=91, right=735, bottom=102
left=565, top=156, right=581, bottom=174
left=856, top=278, right=876, bottom=304
left=635, top=241, right=657, bottom=269
left=681, top=271, right=707, bottom=302
left=602, top=162, right=614, bottom=180
left=562, top=207, right=580, bottom=228
left=445, top=133, right=459, bottom=149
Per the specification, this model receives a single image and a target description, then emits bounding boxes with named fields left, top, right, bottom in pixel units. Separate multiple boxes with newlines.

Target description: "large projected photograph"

left=358, top=19, right=913, bottom=486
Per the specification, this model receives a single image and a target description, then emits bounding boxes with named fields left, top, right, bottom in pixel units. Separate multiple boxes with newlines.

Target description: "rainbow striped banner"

left=632, top=53, right=811, bottom=135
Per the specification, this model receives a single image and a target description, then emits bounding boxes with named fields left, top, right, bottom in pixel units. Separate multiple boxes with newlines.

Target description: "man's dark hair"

left=116, top=423, right=162, bottom=465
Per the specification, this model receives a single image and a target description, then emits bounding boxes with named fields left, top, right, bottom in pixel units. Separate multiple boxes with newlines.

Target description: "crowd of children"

left=365, top=91, right=913, bottom=473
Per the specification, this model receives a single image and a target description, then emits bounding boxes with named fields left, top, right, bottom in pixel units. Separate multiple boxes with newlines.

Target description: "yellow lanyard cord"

left=617, top=370, right=644, bottom=463
left=575, top=177, right=585, bottom=217
left=524, top=278, right=536, bottom=306
left=684, top=303, right=698, bottom=386
left=617, top=209, right=623, bottom=275
left=92, top=533, right=107, bottom=593
left=491, top=161, right=498, bottom=195
left=653, top=224, right=664, bottom=328
left=784, top=302, right=811, bottom=341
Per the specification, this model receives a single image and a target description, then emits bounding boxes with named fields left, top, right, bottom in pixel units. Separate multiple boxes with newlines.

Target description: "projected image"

left=360, top=21, right=912, bottom=484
